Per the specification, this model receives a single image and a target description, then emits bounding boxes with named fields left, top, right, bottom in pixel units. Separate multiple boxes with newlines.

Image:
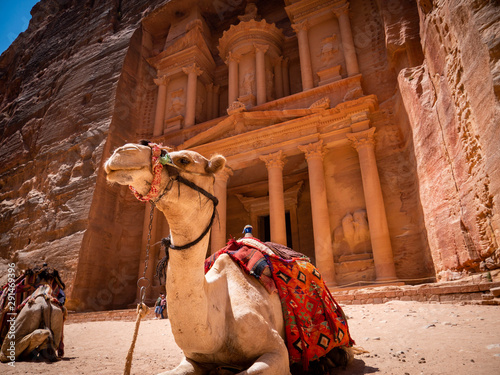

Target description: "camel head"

left=104, top=141, right=226, bottom=234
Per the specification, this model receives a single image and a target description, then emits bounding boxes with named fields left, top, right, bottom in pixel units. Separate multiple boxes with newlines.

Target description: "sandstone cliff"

left=398, top=0, right=500, bottom=279
left=0, top=0, right=166, bottom=302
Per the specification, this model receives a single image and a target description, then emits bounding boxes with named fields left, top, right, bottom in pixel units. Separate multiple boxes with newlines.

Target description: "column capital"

left=205, top=82, right=214, bottom=93
left=292, top=21, right=309, bottom=33
left=333, top=3, right=350, bottom=18
left=273, top=55, right=283, bottom=66
left=282, top=56, right=289, bottom=65
left=299, top=140, right=325, bottom=161
left=226, top=51, right=241, bottom=65
left=154, top=75, right=170, bottom=86
left=254, top=43, right=269, bottom=54
left=346, top=127, right=376, bottom=151
left=260, top=150, right=287, bottom=170
left=215, top=167, right=233, bottom=183
left=213, top=85, right=220, bottom=94
left=182, top=63, right=203, bottom=76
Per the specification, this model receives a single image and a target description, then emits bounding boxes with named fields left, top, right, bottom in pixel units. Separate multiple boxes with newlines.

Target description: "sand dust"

left=2, top=301, right=499, bottom=374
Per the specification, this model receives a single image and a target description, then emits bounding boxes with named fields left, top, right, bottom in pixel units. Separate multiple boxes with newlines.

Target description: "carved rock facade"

left=0, top=0, right=498, bottom=311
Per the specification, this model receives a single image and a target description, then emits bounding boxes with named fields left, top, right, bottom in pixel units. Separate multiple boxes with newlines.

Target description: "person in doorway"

left=160, top=293, right=167, bottom=319
left=154, top=293, right=164, bottom=319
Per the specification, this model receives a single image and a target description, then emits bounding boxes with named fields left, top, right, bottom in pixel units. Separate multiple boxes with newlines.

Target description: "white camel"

left=104, top=141, right=352, bottom=375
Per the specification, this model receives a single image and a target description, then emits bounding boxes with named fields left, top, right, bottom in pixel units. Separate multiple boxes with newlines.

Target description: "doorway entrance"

left=258, top=212, right=293, bottom=248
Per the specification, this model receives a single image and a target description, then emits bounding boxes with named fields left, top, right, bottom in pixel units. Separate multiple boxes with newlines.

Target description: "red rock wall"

left=398, top=0, right=500, bottom=278
left=0, top=0, right=165, bottom=306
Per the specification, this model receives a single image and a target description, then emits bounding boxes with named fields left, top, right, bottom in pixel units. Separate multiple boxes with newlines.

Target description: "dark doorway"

left=258, top=212, right=293, bottom=248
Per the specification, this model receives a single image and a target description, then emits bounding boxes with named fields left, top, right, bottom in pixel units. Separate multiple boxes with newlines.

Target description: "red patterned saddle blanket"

left=205, top=238, right=354, bottom=370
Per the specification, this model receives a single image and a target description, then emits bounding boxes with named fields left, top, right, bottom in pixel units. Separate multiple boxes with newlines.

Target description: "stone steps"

left=66, top=280, right=500, bottom=324
left=332, top=280, right=500, bottom=305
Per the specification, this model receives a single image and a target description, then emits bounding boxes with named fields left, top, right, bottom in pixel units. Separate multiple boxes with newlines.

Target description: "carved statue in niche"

left=265, top=69, right=274, bottom=101
left=195, top=96, right=205, bottom=122
left=241, top=72, right=255, bottom=96
left=319, top=35, right=339, bottom=68
left=170, top=89, right=185, bottom=116
left=238, top=2, right=260, bottom=22
left=333, top=209, right=371, bottom=256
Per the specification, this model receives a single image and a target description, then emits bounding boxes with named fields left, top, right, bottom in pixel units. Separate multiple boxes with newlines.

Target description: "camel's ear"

left=206, top=154, right=226, bottom=174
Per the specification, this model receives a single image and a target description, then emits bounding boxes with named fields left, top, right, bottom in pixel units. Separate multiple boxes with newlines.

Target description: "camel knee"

left=18, top=329, right=51, bottom=356
left=238, top=350, right=290, bottom=375
left=157, top=356, right=207, bottom=375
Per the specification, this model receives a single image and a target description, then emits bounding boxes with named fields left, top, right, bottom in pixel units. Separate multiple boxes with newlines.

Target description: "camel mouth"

left=105, top=169, right=135, bottom=184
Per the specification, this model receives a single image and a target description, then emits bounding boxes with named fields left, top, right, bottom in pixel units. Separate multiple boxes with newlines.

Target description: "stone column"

left=282, top=57, right=290, bottom=97
left=212, top=85, right=220, bottom=118
left=182, top=63, right=203, bottom=127
left=273, top=56, right=284, bottom=99
left=211, top=167, right=233, bottom=254
left=292, top=21, right=314, bottom=91
left=260, top=151, right=287, bottom=245
left=334, top=4, right=360, bottom=76
left=255, top=44, right=269, bottom=105
left=347, top=128, right=397, bottom=281
left=299, top=141, right=337, bottom=287
left=153, top=76, right=169, bottom=136
left=206, top=83, right=213, bottom=120
left=227, top=52, right=240, bottom=105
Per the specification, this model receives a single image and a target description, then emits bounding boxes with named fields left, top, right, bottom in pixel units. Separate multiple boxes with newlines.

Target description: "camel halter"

left=129, top=142, right=219, bottom=283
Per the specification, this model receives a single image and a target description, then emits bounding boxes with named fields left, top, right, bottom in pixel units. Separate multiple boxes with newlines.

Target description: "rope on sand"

left=123, top=303, right=150, bottom=375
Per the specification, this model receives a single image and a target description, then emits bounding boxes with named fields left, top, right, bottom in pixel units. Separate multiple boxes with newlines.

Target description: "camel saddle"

left=205, top=238, right=355, bottom=370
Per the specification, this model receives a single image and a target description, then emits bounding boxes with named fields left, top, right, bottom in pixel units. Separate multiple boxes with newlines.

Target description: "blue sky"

left=0, top=0, right=40, bottom=55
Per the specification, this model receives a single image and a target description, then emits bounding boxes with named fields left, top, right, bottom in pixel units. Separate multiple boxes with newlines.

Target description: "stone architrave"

left=153, top=75, right=169, bottom=136
left=211, top=167, right=233, bottom=254
left=254, top=43, right=269, bottom=105
left=226, top=52, right=240, bottom=106
left=259, top=151, right=287, bottom=245
left=182, top=63, right=203, bottom=127
left=292, top=21, right=314, bottom=91
left=298, top=141, right=337, bottom=287
left=347, top=128, right=397, bottom=281
left=334, top=4, right=360, bottom=77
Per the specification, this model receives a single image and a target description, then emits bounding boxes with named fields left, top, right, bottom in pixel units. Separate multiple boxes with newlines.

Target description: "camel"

left=0, top=284, right=66, bottom=363
left=104, top=141, right=353, bottom=375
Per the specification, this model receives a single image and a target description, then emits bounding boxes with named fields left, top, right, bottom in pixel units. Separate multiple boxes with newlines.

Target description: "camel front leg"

left=238, top=346, right=290, bottom=375
left=157, top=356, right=208, bottom=375
left=15, top=329, right=51, bottom=359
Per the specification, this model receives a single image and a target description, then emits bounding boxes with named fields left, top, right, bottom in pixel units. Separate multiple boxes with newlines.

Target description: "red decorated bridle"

left=129, top=143, right=169, bottom=202
left=129, top=141, right=218, bottom=250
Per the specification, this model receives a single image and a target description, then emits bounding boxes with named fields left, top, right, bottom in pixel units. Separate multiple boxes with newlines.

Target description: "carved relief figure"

left=170, top=89, right=185, bottom=116
left=241, top=72, right=255, bottom=96
left=333, top=209, right=371, bottom=255
left=195, top=96, right=205, bottom=122
left=319, top=35, right=339, bottom=67
left=265, top=69, right=274, bottom=101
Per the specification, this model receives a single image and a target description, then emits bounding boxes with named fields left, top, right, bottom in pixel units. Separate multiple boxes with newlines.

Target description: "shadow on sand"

left=335, top=358, right=379, bottom=374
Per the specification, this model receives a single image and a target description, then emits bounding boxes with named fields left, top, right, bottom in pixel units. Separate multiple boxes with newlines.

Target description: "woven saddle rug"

left=205, top=238, right=354, bottom=370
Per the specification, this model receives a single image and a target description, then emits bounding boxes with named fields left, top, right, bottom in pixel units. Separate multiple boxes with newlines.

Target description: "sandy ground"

left=1, top=300, right=499, bottom=375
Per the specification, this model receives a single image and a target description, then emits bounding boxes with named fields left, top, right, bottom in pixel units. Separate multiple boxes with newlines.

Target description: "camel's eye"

left=179, top=157, right=190, bottom=165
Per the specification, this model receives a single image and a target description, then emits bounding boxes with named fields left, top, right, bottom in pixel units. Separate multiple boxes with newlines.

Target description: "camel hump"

left=264, top=242, right=310, bottom=261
